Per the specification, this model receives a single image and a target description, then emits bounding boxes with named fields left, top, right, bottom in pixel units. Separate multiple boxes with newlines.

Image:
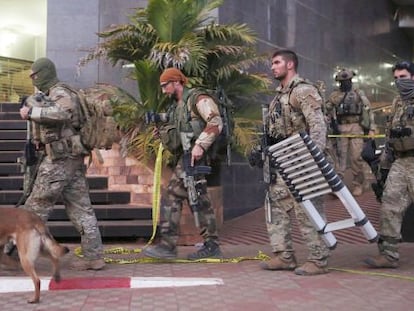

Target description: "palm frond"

left=150, top=36, right=208, bottom=74
left=147, top=0, right=201, bottom=43
left=202, top=23, right=257, bottom=45
left=133, top=60, right=166, bottom=111
left=233, top=117, right=262, bottom=155
left=77, top=0, right=271, bottom=164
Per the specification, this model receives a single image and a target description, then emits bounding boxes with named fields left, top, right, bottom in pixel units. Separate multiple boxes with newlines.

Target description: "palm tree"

left=79, top=0, right=270, bottom=163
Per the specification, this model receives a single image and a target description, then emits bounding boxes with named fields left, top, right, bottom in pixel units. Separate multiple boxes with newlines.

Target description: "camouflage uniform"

left=145, top=86, right=223, bottom=259
left=376, top=95, right=414, bottom=261
left=266, top=75, right=330, bottom=265
left=326, top=71, right=376, bottom=195
left=21, top=58, right=104, bottom=267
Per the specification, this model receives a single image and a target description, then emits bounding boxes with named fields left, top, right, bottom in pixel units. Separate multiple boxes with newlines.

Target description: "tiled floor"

left=1, top=191, right=414, bottom=311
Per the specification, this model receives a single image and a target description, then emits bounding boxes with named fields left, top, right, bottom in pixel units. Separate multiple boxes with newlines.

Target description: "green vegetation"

left=80, top=0, right=270, bottom=162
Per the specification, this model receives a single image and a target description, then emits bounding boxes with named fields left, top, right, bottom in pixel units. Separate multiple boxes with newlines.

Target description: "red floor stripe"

left=49, top=277, right=130, bottom=290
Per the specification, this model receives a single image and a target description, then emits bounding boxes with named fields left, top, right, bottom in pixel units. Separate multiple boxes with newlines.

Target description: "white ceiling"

left=0, top=0, right=46, bottom=36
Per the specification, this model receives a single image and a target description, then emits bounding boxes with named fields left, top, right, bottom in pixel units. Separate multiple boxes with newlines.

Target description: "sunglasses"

left=160, top=81, right=172, bottom=88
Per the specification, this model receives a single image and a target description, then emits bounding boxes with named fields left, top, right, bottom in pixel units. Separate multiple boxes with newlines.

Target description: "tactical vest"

left=181, top=88, right=205, bottom=138
left=336, top=90, right=363, bottom=117
left=158, top=88, right=204, bottom=153
left=158, top=103, right=182, bottom=153
left=388, top=98, right=414, bottom=153
left=268, top=78, right=317, bottom=141
left=27, top=85, right=87, bottom=160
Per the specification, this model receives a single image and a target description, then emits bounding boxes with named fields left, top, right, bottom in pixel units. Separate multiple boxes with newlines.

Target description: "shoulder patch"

left=291, top=84, right=322, bottom=108
left=293, top=83, right=318, bottom=98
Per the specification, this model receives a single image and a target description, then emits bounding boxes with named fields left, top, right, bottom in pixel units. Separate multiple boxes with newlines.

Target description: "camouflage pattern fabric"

left=388, top=95, right=414, bottom=130
left=269, top=75, right=327, bottom=150
left=378, top=157, right=414, bottom=260
left=24, top=157, right=103, bottom=260
left=266, top=75, right=329, bottom=263
left=336, top=122, right=365, bottom=186
left=266, top=175, right=329, bottom=263
left=326, top=88, right=375, bottom=188
left=187, top=92, right=223, bottom=150
left=158, top=156, right=218, bottom=248
left=377, top=95, right=414, bottom=260
left=157, top=88, right=222, bottom=248
left=24, top=84, right=103, bottom=260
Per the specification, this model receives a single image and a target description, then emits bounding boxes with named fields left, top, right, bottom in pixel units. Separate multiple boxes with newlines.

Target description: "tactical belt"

left=44, top=137, right=73, bottom=160
left=338, top=115, right=360, bottom=124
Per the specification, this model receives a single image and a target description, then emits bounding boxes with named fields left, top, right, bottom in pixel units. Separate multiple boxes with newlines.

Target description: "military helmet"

left=335, top=69, right=356, bottom=81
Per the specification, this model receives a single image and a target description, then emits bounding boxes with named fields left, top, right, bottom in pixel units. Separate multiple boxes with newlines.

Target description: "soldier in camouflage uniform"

left=17, top=58, right=105, bottom=270
left=365, top=61, right=414, bottom=268
left=259, top=49, right=330, bottom=275
left=143, top=68, right=224, bottom=260
left=325, top=69, right=376, bottom=196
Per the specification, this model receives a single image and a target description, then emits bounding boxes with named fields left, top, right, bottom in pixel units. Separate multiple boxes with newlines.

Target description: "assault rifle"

left=180, top=132, right=211, bottom=228
left=261, top=103, right=272, bottom=184
left=248, top=102, right=279, bottom=184
left=330, top=116, right=340, bottom=136
left=361, top=138, right=393, bottom=202
left=144, top=111, right=169, bottom=125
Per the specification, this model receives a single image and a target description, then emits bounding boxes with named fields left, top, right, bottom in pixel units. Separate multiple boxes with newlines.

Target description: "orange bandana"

left=160, top=68, right=188, bottom=85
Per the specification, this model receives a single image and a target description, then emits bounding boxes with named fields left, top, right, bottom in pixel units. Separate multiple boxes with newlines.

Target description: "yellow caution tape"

left=146, top=143, right=164, bottom=245
left=73, top=246, right=414, bottom=281
left=329, top=267, right=414, bottom=282
left=74, top=247, right=270, bottom=264
left=328, top=134, right=385, bottom=138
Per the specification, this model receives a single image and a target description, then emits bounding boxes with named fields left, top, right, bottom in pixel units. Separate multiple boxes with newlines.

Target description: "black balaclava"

left=395, top=78, right=414, bottom=101
left=31, top=57, right=59, bottom=92
left=339, top=79, right=352, bottom=92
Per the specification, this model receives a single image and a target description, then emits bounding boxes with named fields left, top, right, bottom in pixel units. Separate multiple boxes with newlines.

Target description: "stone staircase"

left=0, top=102, right=154, bottom=240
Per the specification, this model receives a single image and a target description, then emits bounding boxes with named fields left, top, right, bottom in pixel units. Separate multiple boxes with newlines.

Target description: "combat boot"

left=294, top=261, right=329, bottom=276
left=142, top=244, right=177, bottom=259
left=364, top=255, right=399, bottom=268
left=260, top=254, right=297, bottom=271
left=70, top=258, right=105, bottom=271
left=187, top=240, right=223, bottom=260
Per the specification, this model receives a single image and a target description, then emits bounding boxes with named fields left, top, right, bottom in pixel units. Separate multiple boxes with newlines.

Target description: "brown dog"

left=0, top=207, right=69, bottom=303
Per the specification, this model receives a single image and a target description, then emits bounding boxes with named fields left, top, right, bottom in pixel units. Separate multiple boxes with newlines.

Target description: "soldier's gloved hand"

left=248, top=146, right=264, bottom=168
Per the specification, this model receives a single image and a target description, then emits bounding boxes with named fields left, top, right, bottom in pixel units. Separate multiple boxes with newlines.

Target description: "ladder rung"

left=325, top=219, right=355, bottom=232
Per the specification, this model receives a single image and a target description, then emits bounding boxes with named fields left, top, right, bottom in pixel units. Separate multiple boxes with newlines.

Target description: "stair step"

left=0, top=151, right=23, bottom=163
left=0, top=140, right=25, bottom=151
left=0, top=163, right=22, bottom=175
left=0, top=190, right=131, bottom=205
left=0, top=204, right=153, bottom=220
left=0, top=103, right=20, bottom=113
left=0, top=120, right=27, bottom=130
left=0, top=177, right=22, bottom=190
left=50, top=204, right=152, bottom=220
left=47, top=220, right=155, bottom=238
left=0, top=104, right=155, bottom=239
left=0, top=130, right=26, bottom=140
left=0, top=176, right=108, bottom=190
left=0, top=112, right=21, bottom=120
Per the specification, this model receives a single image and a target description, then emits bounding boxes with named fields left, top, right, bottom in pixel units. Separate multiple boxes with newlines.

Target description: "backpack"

left=187, top=87, right=235, bottom=164
left=58, top=83, right=121, bottom=152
